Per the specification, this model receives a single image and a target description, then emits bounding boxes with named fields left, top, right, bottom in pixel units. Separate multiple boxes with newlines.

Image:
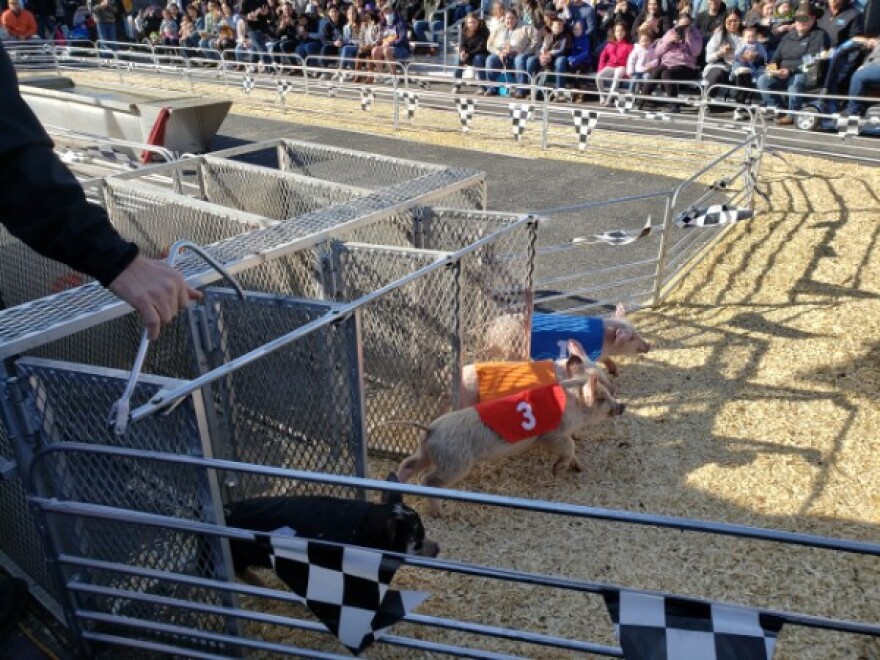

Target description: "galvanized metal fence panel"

left=10, top=358, right=237, bottom=656
left=329, top=243, right=458, bottom=455
left=199, top=155, right=367, bottom=219
left=211, top=139, right=488, bottom=211
left=194, top=288, right=366, bottom=499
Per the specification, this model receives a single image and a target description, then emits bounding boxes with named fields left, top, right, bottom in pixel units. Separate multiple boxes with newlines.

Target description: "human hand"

left=108, top=256, right=202, bottom=341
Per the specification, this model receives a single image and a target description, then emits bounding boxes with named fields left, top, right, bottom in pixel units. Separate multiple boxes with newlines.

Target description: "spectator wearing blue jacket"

left=565, top=0, right=597, bottom=39
left=567, top=18, right=593, bottom=97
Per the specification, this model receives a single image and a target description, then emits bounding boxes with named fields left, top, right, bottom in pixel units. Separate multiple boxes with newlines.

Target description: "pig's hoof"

left=571, top=458, right=585, bottom=473
left=552, top=459, right=571, bottom=476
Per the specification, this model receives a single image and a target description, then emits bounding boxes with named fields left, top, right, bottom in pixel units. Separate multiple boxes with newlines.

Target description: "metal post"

left=651, top=194, right=674, bottom=305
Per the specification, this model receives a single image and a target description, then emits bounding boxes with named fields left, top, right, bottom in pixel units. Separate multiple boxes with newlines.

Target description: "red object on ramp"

left=141, top=107, right=171, bottom=164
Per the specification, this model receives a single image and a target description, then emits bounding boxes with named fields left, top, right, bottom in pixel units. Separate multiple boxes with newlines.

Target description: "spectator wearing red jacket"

left=597, top=22, right=634, bottom=104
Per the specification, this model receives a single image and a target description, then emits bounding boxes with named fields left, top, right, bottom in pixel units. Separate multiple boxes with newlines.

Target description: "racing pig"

left=458, top=338, right=615, bottom=408
left=481, top=303, right=651, bottom=376
left=394, top=365, right=625, bottom=516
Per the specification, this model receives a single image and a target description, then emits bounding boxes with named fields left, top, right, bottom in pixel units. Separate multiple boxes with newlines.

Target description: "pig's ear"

left=614, top=303, right=626, bottom=319
left=381, top=472, right=403, bottom=506
left=567, top=339, right=587, bottom=360
left=565, top=353, right=585, bottom=378
left=615, top=327, right=633, bottom=344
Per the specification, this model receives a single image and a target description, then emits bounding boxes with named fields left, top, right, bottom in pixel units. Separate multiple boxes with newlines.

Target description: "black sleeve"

left=0, top=44, right=138, bottom=287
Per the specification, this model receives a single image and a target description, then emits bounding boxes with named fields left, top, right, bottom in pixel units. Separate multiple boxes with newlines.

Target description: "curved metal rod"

left=108, top=241, right=245, bottom=435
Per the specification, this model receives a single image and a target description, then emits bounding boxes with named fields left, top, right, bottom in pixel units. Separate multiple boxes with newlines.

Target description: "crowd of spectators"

left=1, top=0, right=877, bottom=119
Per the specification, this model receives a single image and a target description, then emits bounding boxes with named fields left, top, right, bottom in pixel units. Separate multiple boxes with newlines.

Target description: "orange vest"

left=475, top=383, right=567, bottom=443
left=474, top=360, right=558, bottom=404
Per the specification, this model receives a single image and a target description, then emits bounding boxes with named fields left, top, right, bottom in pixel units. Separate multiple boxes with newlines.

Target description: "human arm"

left=0, top=44, right=199, bottom=338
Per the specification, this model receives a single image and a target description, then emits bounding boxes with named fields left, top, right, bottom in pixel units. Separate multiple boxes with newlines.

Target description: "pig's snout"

left=422, top=539, right=440, bottom=558
left=637, top=341, right=651, bottom=354
left=612, top=401, right=626, bottom=417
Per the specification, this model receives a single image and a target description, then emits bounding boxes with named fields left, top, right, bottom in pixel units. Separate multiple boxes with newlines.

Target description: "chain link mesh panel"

left=0, top=226, right=93, bottom=310
left=15, top=359, right=235, bottom=653
left=200, top=156, right=367, bottom=219
left=104, top=178, right=269, bottom=260
left=198, top=289, right=365, bottom=500
left=212, top=139, right=487, bottom=211
left=0, top=426, right=59, bottom=600
left=328, top=244, right=458, bottom=455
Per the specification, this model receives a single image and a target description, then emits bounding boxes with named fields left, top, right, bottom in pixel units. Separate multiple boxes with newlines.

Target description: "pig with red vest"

left=479, top=304, right=651, bottom=379
left=392, top=355, right=625, bottom=516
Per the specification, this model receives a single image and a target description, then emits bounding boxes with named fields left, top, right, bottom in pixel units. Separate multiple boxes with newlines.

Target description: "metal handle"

left=108, top=241, right=246, bottom=436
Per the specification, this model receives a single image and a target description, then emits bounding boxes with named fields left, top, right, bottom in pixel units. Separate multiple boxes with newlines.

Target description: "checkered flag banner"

left=277, top=79, right=293, bottom=100
left=397, top=89, right=419, bottom=119
left=509, top=103, right=533, bottom=141
left=87, top=144, right=136, bottom=168
left=674, top=204, right=753, bottom=228
left=261, top=529, right=428, bottom=655
left=571, top=109, right=598, bottom=151
left=616, top=94, right=635, bottom=114
left=603, top=589, right=784, bottom=660
left=835, top=114, right=860, bottom=138
left=456, top=97, right=476, bottom=132
left=242, top=74, right=255, bottom=94
left=572, top=215, right=652, bottom=246
left=361, top=86, right=374, bottom=112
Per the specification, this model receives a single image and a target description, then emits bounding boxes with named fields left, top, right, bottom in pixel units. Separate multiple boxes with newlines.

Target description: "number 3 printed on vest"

left=516, top=401, right=537, bottom=431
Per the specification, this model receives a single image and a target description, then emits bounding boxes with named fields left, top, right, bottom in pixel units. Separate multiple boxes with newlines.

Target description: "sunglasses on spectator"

left=794, top=14, right=812, bottom=21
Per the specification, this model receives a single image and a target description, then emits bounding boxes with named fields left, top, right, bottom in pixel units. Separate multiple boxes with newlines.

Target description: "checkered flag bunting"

left=397, top=89, right=419, bottom=119
left=674, top=204, right=753, bottom=228
left=835, top=114, right=860, bottom=138
left=242, top=74, right=255, bottom=94
left=456, top=97, right=476, bottom=132
left=571, top=109, right=598, bottom=151
left=277, top=79, right=293, bottom=99
left=361, top=86, right=374, bottom=111
left=261, top=529, right=428, bottom=655
left=509, top=103, right=533, bottom=141
left=327, top=84, right=337, bottom=98
left=603, top=589, right=784, bottom=660
left=572, top=215, right=652, bottom=246
left=616, top=94, right=635, bottom=114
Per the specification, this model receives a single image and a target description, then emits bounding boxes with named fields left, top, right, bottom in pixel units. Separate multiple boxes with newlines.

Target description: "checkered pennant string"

left=571, top=215, right=652, bottom=246
left=41, top=43, right=52, bottom=54
left=835, top=114, right=860, bottom=138
left=262, top=529, right=428, bottom=655
left=616, top=94, right=635, bottom=114
left=87, top=144, right=136, bottom=168
left=456, top=97, right=476, bottom=132
left=397, top=89, right=419, bottom=119
left=603, top=589, right=784, bottom=660
left=571, top=109, right=598, bottom=151
left=509, top=103, right=533, bottom=141
left=674, top=204, right=753, bottom=228
left=709, top=175, right=733, bottom=191
left=277, top=79, right=292, bottom=100
left=242, top=75, right=255, bottom=94
left=360, top=86, right=374, bottom=112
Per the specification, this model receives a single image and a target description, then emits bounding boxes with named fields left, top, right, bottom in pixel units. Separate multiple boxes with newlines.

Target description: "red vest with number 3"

left=475, top=383, right=567, bottom=443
